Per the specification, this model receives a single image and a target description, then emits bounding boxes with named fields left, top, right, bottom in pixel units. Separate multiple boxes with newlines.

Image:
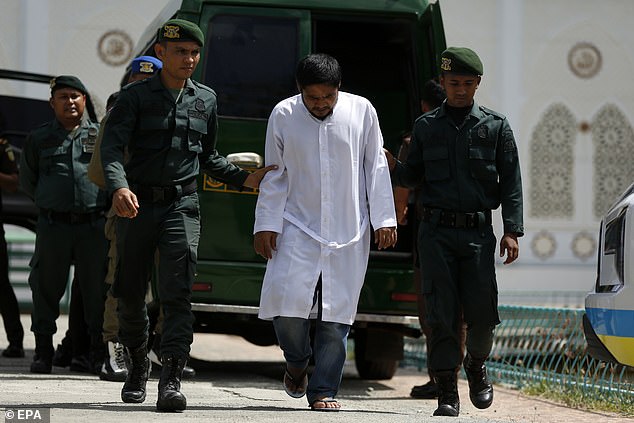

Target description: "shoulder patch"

left=502, top=130, right=517, bottom=152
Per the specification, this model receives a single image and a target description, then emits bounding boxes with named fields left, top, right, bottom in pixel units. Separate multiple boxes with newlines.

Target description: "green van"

left=131, top=0, right=446, bottom=379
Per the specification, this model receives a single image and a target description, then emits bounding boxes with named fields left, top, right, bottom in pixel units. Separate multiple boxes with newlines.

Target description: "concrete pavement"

left=0, top=315, right=628, bottom=422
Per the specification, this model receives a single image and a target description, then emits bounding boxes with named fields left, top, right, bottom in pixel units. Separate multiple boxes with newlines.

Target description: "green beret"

left=50, top=75, right=88, bottom=95
left=440, top=47, right=483, bottom=75
left=157, top=18, right=204, bottom=47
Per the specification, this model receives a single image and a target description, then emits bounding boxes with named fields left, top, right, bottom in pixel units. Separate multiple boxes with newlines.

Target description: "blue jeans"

left=273, top=316, right=350, bottom=403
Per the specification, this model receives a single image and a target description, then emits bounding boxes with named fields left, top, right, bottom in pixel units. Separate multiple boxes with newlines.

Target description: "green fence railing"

left=403, top=305, right=634, bottom=404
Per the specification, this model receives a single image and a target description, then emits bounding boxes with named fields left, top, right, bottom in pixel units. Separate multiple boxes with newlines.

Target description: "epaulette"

left=480, top=106, right=506, bottom=120
left=414, top=107, right=440, bottom=124
left=31, top=120, right=54, bottom=134
left=191, top=80, right=216, bottom=96
left=121, top=77, right=152, bottom=91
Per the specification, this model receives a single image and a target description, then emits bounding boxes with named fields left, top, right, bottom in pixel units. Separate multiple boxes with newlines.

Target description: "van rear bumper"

left=191, top=303, right=420, bottom=325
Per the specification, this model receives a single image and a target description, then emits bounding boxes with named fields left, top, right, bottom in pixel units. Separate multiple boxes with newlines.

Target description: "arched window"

left=592, top=104, right=634, bottom=217
left=529, top=103, right=576, bottom=218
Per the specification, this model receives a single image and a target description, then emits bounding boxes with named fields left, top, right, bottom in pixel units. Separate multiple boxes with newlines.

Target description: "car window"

left=0, top=95, right=54, bottom=153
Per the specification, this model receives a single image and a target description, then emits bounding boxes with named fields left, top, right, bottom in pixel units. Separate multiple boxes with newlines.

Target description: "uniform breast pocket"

left=79, top=136, right=97, bottom=163
left=468, top=147, right=498, bottom=181
left=423, top=146, right=450, bottom=181
left=138, top=117, right=170, bottom=149
left=187, top=117, right=207, bottom=154
left=40, top=145, right=70, bottom=176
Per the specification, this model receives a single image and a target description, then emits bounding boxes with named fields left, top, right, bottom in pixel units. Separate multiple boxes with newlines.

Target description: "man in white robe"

left=254, top=53, right=397, bottom=411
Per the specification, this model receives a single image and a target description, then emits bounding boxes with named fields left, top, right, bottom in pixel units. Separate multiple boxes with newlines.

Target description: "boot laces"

left=466, top=357, right=490, bottom=389
left=113, top=343, right=127, bottom=370
left=128, top=358, right=148, bottom=385
left=163, top=357, right=184, bottom=391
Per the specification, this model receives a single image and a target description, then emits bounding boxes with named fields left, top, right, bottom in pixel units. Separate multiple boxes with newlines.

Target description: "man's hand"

left=374, top=227, right=397, bottom=250
left=112, top=187, right=139, bottom=218
left=254, top=231, right=278, bottom=259
left=383, top=148, right=396, bottom=172
left=243, top=165, right=279, bottom=189
left=500, top=233, right=519, bottom=264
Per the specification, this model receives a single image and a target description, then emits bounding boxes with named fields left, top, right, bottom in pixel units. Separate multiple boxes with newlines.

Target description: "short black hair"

left=421, top=79, right=446, bottom=109
left=296, top=53, right=342, bottom=89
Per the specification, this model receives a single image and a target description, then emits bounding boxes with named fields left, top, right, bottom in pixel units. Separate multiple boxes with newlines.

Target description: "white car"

left=583, top=182, right=634, bottom=367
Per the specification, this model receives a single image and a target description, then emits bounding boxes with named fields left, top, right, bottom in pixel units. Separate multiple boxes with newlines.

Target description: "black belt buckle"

left=69, top=213, right=81, bottom=224
left=454, top=212, right=466, bottom=228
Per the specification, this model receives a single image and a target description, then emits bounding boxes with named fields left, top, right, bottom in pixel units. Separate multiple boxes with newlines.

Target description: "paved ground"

left=0, top=315, right=629, bottom=422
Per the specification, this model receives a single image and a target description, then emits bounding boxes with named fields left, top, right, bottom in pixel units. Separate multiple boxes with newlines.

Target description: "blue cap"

left=130, top=56, right=162, bottom=75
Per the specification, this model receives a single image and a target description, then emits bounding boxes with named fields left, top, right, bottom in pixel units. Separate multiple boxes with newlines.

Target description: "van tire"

left=353, top=328, right=403, bottom=380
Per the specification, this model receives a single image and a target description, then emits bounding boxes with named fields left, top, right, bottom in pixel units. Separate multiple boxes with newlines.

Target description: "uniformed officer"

left=88, top=56, right=161, bottom=383
left=0, top=136, right=24, bottom=358
left=100, top=19, right=275, bottom=411
left=389, top=47, right=524, bottom=417
left=19, top=75, right=108, bottom=374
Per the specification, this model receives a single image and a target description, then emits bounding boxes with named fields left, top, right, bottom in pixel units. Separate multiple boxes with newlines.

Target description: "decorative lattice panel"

left=530, top=104, right=577, bottom=218
left=592, top=104, right=634, bottom=218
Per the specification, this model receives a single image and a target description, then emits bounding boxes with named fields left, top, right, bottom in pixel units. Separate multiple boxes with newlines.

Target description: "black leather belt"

left=133, top=179, right=197, bottom=204
left=41, top=209, right=105, bottom=224
left=420, top=207, right=491, bottom=229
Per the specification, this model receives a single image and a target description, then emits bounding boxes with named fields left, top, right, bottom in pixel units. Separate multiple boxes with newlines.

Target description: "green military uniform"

left=19, top=115, right=108, bottom=347
left=393, top=48, right=523, bottom=382
left=101, top=72, right=249, bottom=358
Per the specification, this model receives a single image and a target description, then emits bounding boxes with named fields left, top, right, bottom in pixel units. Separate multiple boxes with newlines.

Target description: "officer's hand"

left=394, top=187, right=410, bottom=225
left=112, top=188, right=139, bottom=219
left=243, top=165, right=279, bottom=189
left=500, top=233, right=519, bottom=264
left=374, top=227, right=397, bottom=250
left=254, top=231, right=278, bottom=259
left=383, top=148, right=396, bottom=172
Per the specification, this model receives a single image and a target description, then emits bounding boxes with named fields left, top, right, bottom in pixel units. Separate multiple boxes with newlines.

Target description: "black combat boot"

left=30, top=334, right=54, bottom=374
left=51, top=333, right=72, bottom=367
left=463, top=352, right=494, bottom=409
left=432, top=370, right=460, bottom=417
left=149, top=334, right=196, bottom=379
left=156, top=355, right=187, bottom=412
left=121, top=342, right=150, bottom=403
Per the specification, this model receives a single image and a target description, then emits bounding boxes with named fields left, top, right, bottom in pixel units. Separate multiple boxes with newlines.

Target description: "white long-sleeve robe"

left=254, top=92, right=396, bottom=325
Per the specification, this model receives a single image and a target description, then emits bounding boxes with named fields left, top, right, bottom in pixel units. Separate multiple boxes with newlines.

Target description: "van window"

left=203, top=14, right=300, bottom=119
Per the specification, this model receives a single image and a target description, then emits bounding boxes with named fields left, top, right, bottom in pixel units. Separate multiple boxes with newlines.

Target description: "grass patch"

left=521, top=381, right=634, bottom=417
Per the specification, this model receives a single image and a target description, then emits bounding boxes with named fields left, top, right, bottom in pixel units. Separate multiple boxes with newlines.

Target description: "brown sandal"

left=309, top=397, right=341, bottom=412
